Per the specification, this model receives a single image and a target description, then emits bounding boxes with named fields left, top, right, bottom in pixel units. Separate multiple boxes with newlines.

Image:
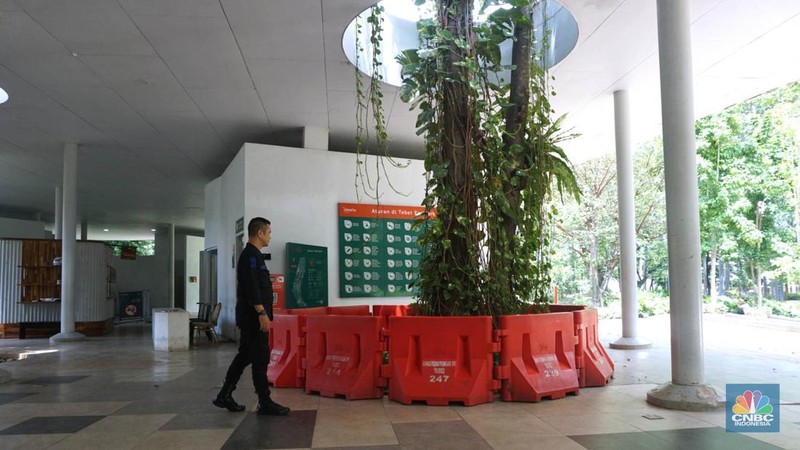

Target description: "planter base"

left=646, top=382, right=723, bottom=411
left=609, top=336, right=652, bottom=349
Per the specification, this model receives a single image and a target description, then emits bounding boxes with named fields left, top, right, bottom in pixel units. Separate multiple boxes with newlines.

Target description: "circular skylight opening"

left=0, top=87, right=8, bottom=104
left=342, top=0, right=579, bottom=87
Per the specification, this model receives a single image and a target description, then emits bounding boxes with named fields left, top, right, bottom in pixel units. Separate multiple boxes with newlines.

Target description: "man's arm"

left=245, top=253, right=270, bottom=331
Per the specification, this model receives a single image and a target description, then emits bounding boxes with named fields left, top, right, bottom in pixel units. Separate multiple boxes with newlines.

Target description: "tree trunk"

left=599, top=273, right=611, bottom=308
left=590, top=235, right=601, bottom=307
left=701, top=252, right=708, bottom=296
left=709, top=248, right=718, bottom=304
left=433, top=0, right=477, bottom=314
left=756, top=267, right=763, bottom=308
left=749, top=260, right=763, bottom=308
left=490, top=3, right=533, bottom=297
left=637, top=245, right=648, bottom=289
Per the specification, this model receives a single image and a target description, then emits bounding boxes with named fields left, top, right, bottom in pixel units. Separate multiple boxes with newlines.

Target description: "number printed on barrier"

left=324, top=355, right=349, bottom=376
left=422, top=360, right=455, bottom=383
left=428, top=375, right=450, bottom=383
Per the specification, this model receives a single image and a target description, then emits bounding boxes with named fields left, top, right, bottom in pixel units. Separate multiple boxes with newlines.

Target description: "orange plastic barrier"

left=496, top=313, right=580, bottom=402
left=303, top=315, right=386, bottom=400
left=283, top=306, right=329, bottom=316
left=267, top=314, right=307, bottom=388
left=522, top=304, right=614, bottom=387
left=573, top=308, right=614, bottom=387
left=382, top=316, right=498, bottom=406
left=327, top=305, right=371, bottom=316
left=372, top=304, right=411, bottom=318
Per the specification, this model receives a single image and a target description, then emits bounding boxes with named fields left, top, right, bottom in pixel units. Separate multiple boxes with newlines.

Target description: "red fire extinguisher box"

left=270, top=274, right=285, bottom=309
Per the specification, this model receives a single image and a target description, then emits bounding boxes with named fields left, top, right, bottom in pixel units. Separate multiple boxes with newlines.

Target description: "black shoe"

left=256, top=398, right=290, bottom=416
left=213, top=384, right=246, bottom=412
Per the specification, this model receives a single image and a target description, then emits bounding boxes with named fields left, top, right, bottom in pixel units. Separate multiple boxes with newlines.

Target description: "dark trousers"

left=224, top=327, right=270, bottom=397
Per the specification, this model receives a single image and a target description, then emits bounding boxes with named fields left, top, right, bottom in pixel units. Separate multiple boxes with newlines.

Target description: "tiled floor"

left=0, top=313, right=798, bottom=449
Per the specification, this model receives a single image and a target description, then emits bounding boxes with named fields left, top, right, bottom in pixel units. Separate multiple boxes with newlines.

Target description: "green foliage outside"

left=696, top=81, right=800, bottom=308
left=553, top=80, right=800, bottom=318
left=105, top=240, right=155, bottom=257
left=552, top=140, right=667, bottom=307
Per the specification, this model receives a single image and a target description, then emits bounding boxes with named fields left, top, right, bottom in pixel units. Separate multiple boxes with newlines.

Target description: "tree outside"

left=105, top=240, right=155, bottom=257
left=552, top=80, right=799, bottom=314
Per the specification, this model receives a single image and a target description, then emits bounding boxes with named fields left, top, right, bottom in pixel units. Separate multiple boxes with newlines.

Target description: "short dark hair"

left=248, top=217, right=271, bottom=237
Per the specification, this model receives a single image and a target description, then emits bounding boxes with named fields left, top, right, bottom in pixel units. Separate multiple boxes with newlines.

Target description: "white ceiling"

left=0, top=0, right=799, bottom=239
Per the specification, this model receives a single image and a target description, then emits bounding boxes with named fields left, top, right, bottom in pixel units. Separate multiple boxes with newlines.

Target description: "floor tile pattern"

left=0, top=316, right=798, bottom=449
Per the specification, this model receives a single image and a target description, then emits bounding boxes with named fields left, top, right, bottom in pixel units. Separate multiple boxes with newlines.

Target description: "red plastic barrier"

left=267, top=314, right=307, bottom=388
left=327, top=305, right=371, bottom=316
left=303, top=315, right=386, bottom=400
left=496, top=313, right=580, bottom=402
left=383, top=316, right=498, bottom=406
left=573, top=308, right=614, bottom=387
left=284, top=306, right=328, bottom=316
left=372, top=304, right=411, bottom=318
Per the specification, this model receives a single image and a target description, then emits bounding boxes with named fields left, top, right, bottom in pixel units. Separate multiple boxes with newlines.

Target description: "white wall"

left=0, top=218, right=48, bottom=239
left=206, top=143, right=426, bottom=337
left=204, top=150, right=245, bottom=338
left=115, top=255, right=169, bottom=311
left=185, top=235, right=204, bottom=314
left=204, top=177, right=222, bottom=253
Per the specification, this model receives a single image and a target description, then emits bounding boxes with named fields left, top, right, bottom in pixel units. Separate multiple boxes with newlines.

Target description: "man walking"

left=213, top=217, right=290, bottom=416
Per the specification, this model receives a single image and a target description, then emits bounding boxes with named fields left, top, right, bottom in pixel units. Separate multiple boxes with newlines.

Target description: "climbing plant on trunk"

left=360, top=0, right=580, bottom=319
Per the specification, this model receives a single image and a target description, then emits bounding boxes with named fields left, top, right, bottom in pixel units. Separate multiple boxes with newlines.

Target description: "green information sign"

left=338, top=203, right=427, bottom=298
left=285, top=242, right=328, bottom=308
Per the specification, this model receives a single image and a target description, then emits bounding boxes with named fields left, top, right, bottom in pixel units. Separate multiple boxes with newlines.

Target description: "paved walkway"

left=0, top=313, right=797, bottom=449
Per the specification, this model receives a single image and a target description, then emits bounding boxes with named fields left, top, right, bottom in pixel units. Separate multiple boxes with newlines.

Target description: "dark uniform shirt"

left=236, top=242, right=274, bottom=330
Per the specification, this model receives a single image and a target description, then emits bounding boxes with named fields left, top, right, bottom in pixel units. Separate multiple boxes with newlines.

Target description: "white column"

left=647, top=0, right=720, bottom=411
left=169, top=223, right=175, bottom=308
left=51, top=143, right=85, bottom=343
left=611, top=90, right=650, bottom=350
left=54, top=187, right=62, bottom=239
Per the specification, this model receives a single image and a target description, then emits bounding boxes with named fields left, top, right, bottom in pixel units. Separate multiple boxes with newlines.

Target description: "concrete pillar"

left=51, top=143, right=85, bottom=343
left=54, top=187, right=62, bottom=239
left=80, top=220, right=88, bottom=241
left=610, top=90, right=650, bottom=350
left=646, top=0, right=721, bottom=411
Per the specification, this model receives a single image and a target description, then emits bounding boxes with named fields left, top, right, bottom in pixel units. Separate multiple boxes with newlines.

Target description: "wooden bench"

left=19, top=322, right=60, bottom=339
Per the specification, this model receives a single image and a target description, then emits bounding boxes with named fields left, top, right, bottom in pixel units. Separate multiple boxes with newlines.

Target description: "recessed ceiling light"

left=0, top=87, right=8, bottom=104
left=103, top=228, right=109, bottom=232
left=151, top=228, right=156, bottom=232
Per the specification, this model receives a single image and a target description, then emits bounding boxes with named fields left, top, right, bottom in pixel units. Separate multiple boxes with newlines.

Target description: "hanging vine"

left=358, top=0, right=580, bottom=320
left=354, top=4, right=411, bottom=203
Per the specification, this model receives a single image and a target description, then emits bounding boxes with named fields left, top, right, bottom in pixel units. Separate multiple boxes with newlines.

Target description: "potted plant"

left=349, top=0, right=611, bottom=405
